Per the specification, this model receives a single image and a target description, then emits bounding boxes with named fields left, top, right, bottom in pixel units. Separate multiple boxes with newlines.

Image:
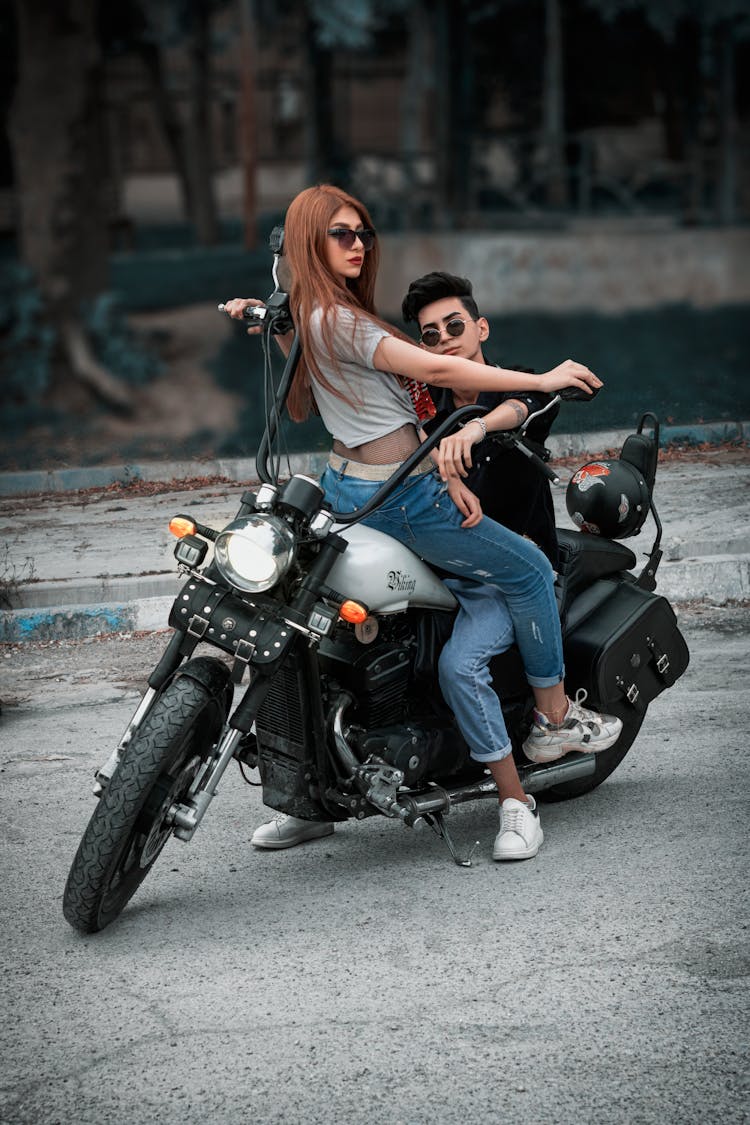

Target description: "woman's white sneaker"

left=493, top=797, right=544, bottom=861
left=251, top=813, right=334, bottom=849
left=523, top=689, right=623, bottom=764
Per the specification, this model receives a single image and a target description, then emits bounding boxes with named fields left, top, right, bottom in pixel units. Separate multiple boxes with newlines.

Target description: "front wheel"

left=537, top=711, right=644, bottom=802
left=63, top=661, right=231, bottom=933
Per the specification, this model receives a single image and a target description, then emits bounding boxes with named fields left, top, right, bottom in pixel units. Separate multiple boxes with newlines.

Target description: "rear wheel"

left=63, top=661, right=231, bottom=933
left=536, top=712, right=644, bottom=802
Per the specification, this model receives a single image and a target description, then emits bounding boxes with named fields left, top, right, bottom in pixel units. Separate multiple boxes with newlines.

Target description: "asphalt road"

left=1, top=604, right=748, bottom=1125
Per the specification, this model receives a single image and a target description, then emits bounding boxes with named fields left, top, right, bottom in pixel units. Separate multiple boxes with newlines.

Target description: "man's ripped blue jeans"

left=439, top=578, right=516, bottom=763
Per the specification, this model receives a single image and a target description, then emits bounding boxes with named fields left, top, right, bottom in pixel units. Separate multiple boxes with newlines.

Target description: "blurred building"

left=82, top=1, right=750, bottom=232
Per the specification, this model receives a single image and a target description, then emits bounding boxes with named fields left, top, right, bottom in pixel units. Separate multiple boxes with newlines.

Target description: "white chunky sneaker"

left=251, top=813, right=334, bottom=850
left=523, top=689, right=623, bottom=764
left=493, top=796, right=544, bottom=861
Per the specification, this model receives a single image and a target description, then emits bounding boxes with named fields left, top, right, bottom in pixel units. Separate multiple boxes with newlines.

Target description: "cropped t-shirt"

left=308, top=305, right=418, bottom=448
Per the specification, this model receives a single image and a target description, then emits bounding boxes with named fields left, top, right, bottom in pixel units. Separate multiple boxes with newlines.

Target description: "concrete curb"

left=3, top=556, right=747, bottom=645
left=656, top=557, right=750, bottom=605
left=546, top=420, right=747, bottom=458
left=0, top=452, right=328, bottom=498
left=2, top=423, right=747, bottom=643
left=1, top=421, right=746, bottom=497
left=0, top=597, right=175, bottom=645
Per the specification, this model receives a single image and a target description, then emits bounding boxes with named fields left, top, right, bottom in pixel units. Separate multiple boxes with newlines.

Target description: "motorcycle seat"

left=555, top=528, right=637, bottom=618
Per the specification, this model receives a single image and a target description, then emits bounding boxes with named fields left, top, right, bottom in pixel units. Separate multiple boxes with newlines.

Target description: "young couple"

left=225, top=184, right=622, bottom=863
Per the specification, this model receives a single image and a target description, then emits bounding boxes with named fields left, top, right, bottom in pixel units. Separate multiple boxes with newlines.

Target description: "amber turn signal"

left=169, top=516, right=196, bottom=539
left=339, top=599, right=369, bottom=624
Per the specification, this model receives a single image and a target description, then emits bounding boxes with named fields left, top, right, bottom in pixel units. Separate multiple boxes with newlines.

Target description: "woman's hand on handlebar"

left=222, top=296, right=294, bottom=354
left=539, top=360, right=602, bottom=395
left=223, top=297, right=265, bottom=336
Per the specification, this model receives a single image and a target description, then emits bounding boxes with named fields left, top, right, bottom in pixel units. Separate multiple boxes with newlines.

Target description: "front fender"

left=176, top=656, right=233, bottom=714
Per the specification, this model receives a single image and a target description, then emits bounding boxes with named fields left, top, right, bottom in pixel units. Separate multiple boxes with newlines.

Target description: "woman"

left=225, top=184, right=621, bottom=860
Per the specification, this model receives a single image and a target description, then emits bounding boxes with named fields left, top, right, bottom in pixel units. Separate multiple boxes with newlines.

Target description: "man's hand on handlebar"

left=437, top=422, right=483, bottom=481
left=539, top=359, right=602, bottom=395
left=447, top=478, right=483, bottom=527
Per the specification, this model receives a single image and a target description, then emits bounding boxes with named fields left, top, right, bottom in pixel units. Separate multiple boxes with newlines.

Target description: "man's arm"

left=436, top=398, right=530, bottom=481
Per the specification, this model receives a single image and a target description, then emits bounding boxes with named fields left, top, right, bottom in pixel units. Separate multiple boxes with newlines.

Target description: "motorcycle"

left=63, top=230, right=690, bottom=933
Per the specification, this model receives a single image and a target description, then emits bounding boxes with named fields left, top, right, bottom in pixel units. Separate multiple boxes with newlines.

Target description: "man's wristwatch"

left=464, top=417, right=487, bottom=441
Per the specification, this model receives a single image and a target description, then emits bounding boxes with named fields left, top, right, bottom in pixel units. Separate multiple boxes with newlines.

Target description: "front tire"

left=63, top=662, right=230, bottom=933
left=537, top=711, right=644, bottom=802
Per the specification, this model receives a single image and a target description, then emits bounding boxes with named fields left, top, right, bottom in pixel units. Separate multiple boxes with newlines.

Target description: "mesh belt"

left=328, top=451, right=435, bottom=481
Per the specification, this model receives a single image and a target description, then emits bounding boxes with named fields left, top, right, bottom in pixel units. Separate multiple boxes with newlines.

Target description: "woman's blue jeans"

left=321, top=464, right=564, bottom=758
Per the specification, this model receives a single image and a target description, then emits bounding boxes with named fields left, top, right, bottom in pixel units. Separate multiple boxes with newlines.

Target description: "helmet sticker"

left=572, top=511, right=601, bottom=535
left=571, top=462, right=610, bottom=492
left=618, top=493, right=630, bottom=522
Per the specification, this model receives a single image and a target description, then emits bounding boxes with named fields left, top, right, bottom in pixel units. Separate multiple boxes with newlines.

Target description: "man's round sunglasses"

left=419, top=317, right=470, bottom=348
left=327, top=227, right=376, bottom=251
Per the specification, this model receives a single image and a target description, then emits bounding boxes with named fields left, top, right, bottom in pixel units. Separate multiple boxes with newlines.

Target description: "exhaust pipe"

left=397, top=754, right=597, bottom=824
left=332, top=692, right=358, bottom=773
left=521, top=754, right=597, bottom=794
left=330, top=694, right=597, bottom=822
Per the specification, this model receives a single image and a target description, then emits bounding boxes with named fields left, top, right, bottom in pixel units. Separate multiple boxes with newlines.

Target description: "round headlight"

left=213, top=515, right=295, bottom=593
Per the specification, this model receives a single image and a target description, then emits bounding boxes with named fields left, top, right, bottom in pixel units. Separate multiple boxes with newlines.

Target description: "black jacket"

left=425, top=373, right=560, bottom=569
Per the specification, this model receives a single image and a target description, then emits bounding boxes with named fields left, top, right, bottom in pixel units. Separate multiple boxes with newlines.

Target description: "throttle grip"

left=217, top=303, right=266, bottom=320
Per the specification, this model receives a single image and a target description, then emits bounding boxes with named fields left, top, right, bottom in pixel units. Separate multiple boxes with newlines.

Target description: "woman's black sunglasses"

left=327, top=227, right=376, bottom=252
left=419, top=317, right=468, bottom=348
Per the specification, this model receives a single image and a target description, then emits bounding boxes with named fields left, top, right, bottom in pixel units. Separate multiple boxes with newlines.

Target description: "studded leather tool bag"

left=563, top=578, right=690, bottom=720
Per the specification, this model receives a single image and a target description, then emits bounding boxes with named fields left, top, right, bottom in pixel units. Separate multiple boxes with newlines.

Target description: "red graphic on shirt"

left=405, top=378, right=437, bottom=421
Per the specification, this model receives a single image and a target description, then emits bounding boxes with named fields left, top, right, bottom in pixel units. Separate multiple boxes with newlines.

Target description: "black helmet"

left=566, top=458, right=651, bottom=539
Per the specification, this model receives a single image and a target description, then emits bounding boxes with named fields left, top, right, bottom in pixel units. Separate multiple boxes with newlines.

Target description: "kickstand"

left=423, top=811, right=479, bottom=868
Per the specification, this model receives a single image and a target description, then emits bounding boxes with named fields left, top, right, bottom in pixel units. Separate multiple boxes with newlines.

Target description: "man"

left=403, top=271, right=560, bottom=569
left=250, top=272, right=620, bottom=859
left=400, top=271, right=562, bottom=860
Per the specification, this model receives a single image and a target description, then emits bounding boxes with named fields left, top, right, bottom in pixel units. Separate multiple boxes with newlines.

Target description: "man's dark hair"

left=401, top=271, right=480, bottom=324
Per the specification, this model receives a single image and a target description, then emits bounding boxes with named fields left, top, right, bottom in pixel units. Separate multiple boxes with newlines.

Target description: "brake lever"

left=490, top=432, right=561, bottom=484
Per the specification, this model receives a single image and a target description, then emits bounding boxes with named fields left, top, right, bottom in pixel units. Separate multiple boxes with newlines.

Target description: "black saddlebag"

left=563, top=578, right=689, bottom=719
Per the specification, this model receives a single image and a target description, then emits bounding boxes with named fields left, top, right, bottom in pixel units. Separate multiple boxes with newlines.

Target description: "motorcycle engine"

left=318, top=635, right=412, bottom=729
left=319, top=623, right=468, bottom=786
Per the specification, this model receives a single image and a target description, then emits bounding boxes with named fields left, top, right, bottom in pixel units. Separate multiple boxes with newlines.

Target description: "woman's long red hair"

left=284, top=184, right=409, bottom=422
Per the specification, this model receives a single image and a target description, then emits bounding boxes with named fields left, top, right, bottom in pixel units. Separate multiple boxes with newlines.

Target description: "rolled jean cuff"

left=526, top=668, right=565, bottom=690
left=470, top=740, right=513, bottom=764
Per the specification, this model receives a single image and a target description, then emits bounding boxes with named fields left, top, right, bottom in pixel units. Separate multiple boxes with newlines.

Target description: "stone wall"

left=375, top=226, right=750, bottom=316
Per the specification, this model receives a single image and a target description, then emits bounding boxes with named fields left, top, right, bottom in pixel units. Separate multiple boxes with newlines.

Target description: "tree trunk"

left=434, top=0, right=473, bottom=228
left=239, top=0, right=258, bottom=250
left=136, top=38, right=194, bottom=223
left=716, top=18, right=737, bottom=226
left=9, top=0, right=132, bottom=412
left=304, top=22, right=337, bottom=185
left=542, top=0, right=568, bottom=208
left=400, top=1, right=429, bottom=227
left=185, top=0, right=219, bottom=246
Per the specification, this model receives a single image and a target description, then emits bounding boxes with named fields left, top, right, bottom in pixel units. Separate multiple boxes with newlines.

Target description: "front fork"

left=93, top=686, right=160, bottom=796
left=93, top=630, right=196, bottom=796
left=168, top=726, right=244, bottom=841
left=169, top=671, right=274, bottom=840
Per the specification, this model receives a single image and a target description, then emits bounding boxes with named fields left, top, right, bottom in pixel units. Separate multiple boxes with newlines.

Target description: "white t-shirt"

left=308, top=305, right=417, bottom=448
